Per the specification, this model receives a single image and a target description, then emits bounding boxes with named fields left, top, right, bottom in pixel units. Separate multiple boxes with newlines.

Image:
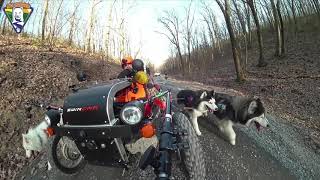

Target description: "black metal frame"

left=53, top=125, right=133, bottom=139
left=155, top=91, right=174, bottom=180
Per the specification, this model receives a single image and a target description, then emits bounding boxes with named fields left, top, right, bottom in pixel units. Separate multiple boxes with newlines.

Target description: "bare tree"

left=47, top=0, right=64, bottom=49
left=2, top=0, right=13, bottom=35
left=41, top=0, right=49, bottom=41
left=260, top=0, right=275, bottom=29
left=290, top=0, right=298, bottom=32
left=311, top=0, right=320, bottom=18
left=246, top=0, right=267, bottom=67
left=28, top=0, right=41, bottom=35
left=232, top=0, right=248, bottom=70
left=1, top=13, right=7, bottom=35
left=297, top=0, right=307, bottom=16
left=201, top=2, right=223, bottom=54
left=183, top=1, right=195, bottom=74
left=85, top=0, right=101, bottom=53
left=68, top=0, right=81, bottom=46
left=243, top=0, right=252, bottom=47
left=113, top=0, right=136, bottom=60
left=216, top=0, right=245, bottom=81
left=271, top=0, right=284, bottom=56
left=104, top=0, right=117, bottom=61
left=277, top=0, right=285, bottom=55
left=158, top=10, right=185, bottom=75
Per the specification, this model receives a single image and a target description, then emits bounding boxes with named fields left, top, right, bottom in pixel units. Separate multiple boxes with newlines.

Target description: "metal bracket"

left=114, top=138, right=129, bottom=163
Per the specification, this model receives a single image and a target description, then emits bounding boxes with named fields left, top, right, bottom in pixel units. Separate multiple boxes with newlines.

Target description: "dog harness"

left=186, top=96, right=194, bottom=107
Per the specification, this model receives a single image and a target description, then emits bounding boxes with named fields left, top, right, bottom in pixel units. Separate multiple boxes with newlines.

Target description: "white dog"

left=22, top=121, right=49, bottom=158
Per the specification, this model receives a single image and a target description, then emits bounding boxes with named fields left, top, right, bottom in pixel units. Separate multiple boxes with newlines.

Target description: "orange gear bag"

left=115, top=83, right=146, bottom=103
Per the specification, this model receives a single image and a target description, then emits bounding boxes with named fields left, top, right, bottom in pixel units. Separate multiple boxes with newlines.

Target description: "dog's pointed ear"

left=200, top=91, right=207, bottom=99
left=253, top=95, right=259, bottom=100
left=210, top=90, right=215, bottom=97
left=248, top=101, right=258, bottom=115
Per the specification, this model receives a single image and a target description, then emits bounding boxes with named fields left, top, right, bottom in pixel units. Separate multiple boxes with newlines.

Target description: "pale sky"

left=126, top=0, right=222, bottom=68
left=127, top=0, right=189, bottom=68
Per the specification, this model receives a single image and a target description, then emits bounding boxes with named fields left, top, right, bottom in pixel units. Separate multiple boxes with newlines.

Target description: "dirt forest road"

left=17, top=77, right=320, bottom=180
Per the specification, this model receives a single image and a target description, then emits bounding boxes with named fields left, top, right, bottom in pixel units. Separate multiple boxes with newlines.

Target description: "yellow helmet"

left=134, top=71, right=149, bottom=84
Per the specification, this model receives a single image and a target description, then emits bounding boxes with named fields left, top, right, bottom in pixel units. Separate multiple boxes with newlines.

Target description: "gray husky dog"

left=177, top=90, right=269, bottom=145
left=213, top=93, right=269, bottom=145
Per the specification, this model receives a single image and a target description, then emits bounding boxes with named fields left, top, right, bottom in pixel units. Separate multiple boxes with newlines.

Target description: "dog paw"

left=196, top=131, right=202, bottom=136
left=26, top=150, right=32, bottom=158
left=47, top=161, right=52, bottom=171
left=230, top=139, right=236, bottom=145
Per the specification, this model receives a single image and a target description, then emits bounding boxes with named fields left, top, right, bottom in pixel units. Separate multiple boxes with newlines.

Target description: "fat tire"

left=51, top=135, right=87, bottom=174
left=173, top=112, right=206, bottom=180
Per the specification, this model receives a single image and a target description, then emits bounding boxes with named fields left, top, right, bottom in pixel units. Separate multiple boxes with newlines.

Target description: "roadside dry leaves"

left=0, top=35, right=120, bottom=179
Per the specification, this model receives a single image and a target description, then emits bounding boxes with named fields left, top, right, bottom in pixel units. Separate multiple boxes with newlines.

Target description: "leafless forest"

left=159, top=0, right=320, bottom=81
left=0, top=0, right=155, bottom=65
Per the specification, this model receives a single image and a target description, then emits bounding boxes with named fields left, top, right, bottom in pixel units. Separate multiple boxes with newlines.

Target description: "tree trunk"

left=290, top=0, right=298, bottom=32
left=247, top=0, right=267, bottom=67
left=261, top=0, right=274, bottom=29
left=184, top=1, right=194, bottom=76
left=216, top=0, right=245, bottom=81
left=68, top=1, right=80, bottom=46
left=41, top=0, right=49, bottom=41
left=68, top=15, right=75, bottom=46
left=232, top=0, right=248, bottom=72
left=1, top=15, right=7, bottom=35
left=104, top=0, right=116, bottom=61
left=244, top=1, right=252, bottom=48
left=85, top=0, right=99, bottom=53
left=277, top=0, right=285, bottom=55
left=271, top=0, right=282, bottom=57
left=298, top=0, right=307, bottom=16
left=48, top=0, right=64, bottom=47
left=312, top=0, right=320, bottom=18
left=2, top=0, right=13, bottom=35
left=177, top=46, right=185, bottom=75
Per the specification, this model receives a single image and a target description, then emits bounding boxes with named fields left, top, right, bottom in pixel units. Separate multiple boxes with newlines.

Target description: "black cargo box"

left=62, top=80, right=131, bottom=126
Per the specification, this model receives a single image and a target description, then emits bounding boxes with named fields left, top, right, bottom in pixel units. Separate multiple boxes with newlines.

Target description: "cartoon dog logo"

left=12, top=7, right=24, bottom=33
left=3, top=2, right=33, bottom=33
